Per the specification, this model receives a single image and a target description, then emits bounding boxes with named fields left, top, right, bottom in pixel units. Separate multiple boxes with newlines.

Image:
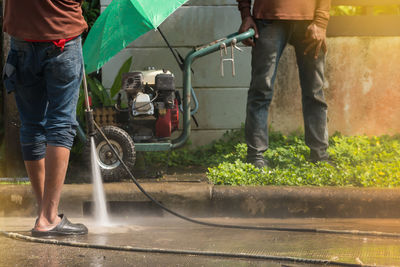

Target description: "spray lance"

left=82, top=68, right=96, bottom=137
left=81, top=67, right=124, bottom=161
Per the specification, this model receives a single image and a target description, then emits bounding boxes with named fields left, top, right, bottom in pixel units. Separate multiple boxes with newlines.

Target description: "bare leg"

left=35, top=146, right=70, bottom=231
left=25, top=159, right=45, bottom=216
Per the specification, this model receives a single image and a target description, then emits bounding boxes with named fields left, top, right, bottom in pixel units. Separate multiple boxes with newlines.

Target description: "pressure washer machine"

left=118, top=69, right=180, bottom=141
left=80, top=29, right=255, bottom=181
left=88, top=69, right=180, bottom=180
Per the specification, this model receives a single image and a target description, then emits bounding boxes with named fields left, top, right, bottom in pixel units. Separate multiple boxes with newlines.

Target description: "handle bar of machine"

left=171, top=29, right=255, bottom=149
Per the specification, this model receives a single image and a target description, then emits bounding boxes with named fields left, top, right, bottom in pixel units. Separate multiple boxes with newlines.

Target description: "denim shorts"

left=3, top=36, right=83, bottom=161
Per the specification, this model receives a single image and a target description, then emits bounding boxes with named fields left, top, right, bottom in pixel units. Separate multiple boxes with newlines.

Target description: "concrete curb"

left=1, top=183, right=400, bottom=218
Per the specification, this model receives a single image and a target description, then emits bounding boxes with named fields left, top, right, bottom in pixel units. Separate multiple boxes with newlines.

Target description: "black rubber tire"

left=89, top=125, right=136, bottom=182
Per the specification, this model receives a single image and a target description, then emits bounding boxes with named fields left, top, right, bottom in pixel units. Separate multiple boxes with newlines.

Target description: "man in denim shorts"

left=3, top=0, right=88, bottom=236
left=237, top=0, right=332, bottom=168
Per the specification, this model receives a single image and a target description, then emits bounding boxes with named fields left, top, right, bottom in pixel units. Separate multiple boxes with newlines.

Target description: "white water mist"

left=90, top=137, right=111, bottom=226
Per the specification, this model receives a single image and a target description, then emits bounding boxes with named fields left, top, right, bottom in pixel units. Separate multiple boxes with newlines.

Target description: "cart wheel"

left=90, top=125, right=136, bottom=182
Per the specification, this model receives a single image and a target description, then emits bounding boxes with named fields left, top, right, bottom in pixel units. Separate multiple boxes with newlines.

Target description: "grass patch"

left=0, top=177, right=30, bottom=185
left=146, top=128, right=400, bottom=187
left=0, top=181, right=30, bottom=185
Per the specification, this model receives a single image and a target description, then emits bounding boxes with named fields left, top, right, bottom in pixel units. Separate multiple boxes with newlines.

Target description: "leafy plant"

left=330, top=6, right=363, bottom=16
left=110, top=57, right=133, bottom=98
left=87, top=75, right=113, bottom=106
left=207, top=132, right=400, bottom=187
left=76, top=57, right=133, bottom=123
left=82, top=0, right=100, bottom=41
left=146, top=126, right=400, bottom=188
left=330, top=5, right=400, bottom=16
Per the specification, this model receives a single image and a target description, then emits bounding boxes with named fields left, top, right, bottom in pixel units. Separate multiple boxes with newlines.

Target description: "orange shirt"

left=3, top=0, right=87, bottom=40
left=238, top=0, right=331, bottom=28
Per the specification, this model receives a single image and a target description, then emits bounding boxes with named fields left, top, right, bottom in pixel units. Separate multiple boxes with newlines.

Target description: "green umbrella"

left=83, top=0, right=188, bottom=74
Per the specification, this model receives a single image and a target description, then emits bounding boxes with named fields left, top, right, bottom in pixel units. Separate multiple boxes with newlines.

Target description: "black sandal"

left=31, top=214, right=88, bottom=237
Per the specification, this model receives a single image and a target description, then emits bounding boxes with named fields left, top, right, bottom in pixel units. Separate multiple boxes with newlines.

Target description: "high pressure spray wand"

left=82, top=69, right=96, bottom=137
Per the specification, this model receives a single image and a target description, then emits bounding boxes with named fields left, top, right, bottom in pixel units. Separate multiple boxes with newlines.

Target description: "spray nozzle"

left=85, top=109, right=96, bottom=137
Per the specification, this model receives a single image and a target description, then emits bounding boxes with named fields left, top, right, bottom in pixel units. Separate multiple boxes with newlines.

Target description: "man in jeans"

left=238, top=0, right=332, bottom=168
left=3, top=0, right=88, bottom=236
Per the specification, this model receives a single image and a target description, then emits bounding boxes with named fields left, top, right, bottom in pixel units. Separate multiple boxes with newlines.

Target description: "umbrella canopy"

left=83, top=0, right=188, bottom=73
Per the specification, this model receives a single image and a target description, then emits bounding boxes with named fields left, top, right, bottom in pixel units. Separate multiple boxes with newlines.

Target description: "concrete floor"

left=1, top=216, right=400, bottom=266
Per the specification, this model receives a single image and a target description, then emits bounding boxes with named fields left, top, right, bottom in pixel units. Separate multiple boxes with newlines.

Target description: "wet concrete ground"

left=1, top=216, right=400, bottom=266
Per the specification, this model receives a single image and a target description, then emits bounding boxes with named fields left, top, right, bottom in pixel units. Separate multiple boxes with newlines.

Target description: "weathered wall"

left=326, top=38, right=400, bottom=136
left=2, top=0, right=26, bottom=176
left=100, top=0, right=400, bottom=145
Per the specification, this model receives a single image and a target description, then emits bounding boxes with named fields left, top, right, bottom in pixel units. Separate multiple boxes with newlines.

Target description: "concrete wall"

left=100, top=0, right=400, bottom=145
left=326, top=37, right=400, bottom=136
left=2, top=0, right=26, bottom=177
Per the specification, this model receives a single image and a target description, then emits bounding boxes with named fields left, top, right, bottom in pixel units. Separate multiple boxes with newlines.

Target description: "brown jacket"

left=3, top=0, right=87, bottom=40
left=238, top=0, right=331, bottom=29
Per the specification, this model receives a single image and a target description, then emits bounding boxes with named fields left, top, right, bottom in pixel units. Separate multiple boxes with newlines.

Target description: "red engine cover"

left=155, top=100, right=179, bottom=138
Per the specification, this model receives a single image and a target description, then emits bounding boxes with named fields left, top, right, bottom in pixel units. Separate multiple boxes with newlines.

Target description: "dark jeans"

left=245, top=20, right=329, bottom=162
left=3, top=37, right=83, bottom=161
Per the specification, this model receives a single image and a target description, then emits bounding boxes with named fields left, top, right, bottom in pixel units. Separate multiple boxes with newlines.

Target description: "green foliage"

left=110, top=57, right=133, bottom=98
left=207, top=132, right=400, bottom=187
left=0, top=181, right=30, bottom=185
left=76, top=74, right=113, bottom=127
left=82, top=0, right=100, bottom=41
left=76, top=57, right=133, bottom=124
left=147, top=127, right=400, bottom=188
left=87, top=75, right=113, bottom=106
left=330, top=5, right=400, bottom=16
left=330, top=6, right=363, bottom=16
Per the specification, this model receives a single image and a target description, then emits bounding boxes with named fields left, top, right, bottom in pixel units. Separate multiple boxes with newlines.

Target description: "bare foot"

left=34, top=215, right=62, bottom=231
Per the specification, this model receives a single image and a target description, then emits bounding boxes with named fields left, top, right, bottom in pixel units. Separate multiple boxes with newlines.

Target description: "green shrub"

left=82, top=0, right=100, bottom=41
left=147, top=127, right=400, bottom=187
left=208, top=132, right=400, bottom=187
left=330, top=5, right=400, bottom=16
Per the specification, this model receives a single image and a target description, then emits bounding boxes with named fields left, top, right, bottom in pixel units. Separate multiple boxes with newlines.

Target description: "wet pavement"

left=1, top=216, right=400, bottom=266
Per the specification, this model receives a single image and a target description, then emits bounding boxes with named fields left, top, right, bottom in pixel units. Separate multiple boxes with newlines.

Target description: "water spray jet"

left=82, top=68, right=111, bottom=226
